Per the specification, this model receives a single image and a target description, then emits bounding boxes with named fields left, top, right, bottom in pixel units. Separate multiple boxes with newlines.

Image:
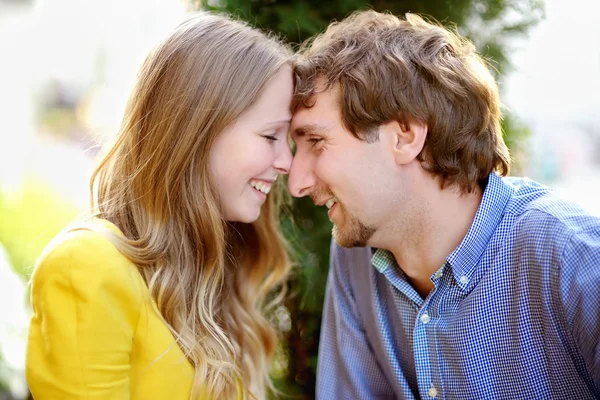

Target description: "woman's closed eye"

left=262, top=134, right=278, bottom=142
left=262, top=126, right=290, bottom=142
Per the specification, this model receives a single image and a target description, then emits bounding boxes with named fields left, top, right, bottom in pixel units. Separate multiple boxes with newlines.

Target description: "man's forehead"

left=292, top=89, right=340, bottom=123
left=291, top=79, right=343, bottom=139
left=290, top=100, right=333, bottom=137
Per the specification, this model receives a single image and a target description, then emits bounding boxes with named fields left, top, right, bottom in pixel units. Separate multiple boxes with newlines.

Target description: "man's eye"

left=307, top=138, right=322, bottom=147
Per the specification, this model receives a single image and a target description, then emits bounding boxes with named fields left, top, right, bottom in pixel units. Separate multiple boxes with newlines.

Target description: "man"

left=288, top=10, right=600, bottom=400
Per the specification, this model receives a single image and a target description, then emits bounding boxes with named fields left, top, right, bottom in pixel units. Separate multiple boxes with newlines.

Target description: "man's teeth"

left=250, top=180, right=271, bottom=194
left=325, top=198, right=338, bottom=209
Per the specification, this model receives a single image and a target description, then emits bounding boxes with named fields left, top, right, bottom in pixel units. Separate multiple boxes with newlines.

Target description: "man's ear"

left=380, top=119, right=428, bottom=165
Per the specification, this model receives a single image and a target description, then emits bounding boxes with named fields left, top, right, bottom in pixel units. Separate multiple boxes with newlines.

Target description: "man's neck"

left=373, top=181, right=483, bottom=299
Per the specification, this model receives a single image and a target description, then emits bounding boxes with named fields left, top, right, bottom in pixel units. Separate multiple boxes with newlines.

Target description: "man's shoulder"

left=503, top=176, right=553, bottom=215
left=330, top=240, right=374, bottom=277
left=328, top=240, right=380, bottom=305
left=502, top=176, right=600, bottom=245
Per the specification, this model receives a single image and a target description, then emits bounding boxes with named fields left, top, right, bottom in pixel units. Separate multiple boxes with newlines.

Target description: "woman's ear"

left=380, top=119, right=428, bottom=165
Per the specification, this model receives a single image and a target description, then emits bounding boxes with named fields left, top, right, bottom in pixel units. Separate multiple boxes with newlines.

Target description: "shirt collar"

left=372, top=247, right=394, bottom=273
left=446, top=172, right=513, bottom=290
left=371, top=172, right=514, bottom=291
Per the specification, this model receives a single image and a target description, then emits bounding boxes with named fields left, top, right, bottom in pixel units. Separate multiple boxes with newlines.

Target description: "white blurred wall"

left=0, top=1, right=187, bottom=397
left=0, top=0, right=188, bottom=203
left=504, top=0, right=600, bottom=215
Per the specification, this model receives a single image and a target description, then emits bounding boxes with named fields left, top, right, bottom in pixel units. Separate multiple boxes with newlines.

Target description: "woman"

left=26, top=11, right=294, bottom=400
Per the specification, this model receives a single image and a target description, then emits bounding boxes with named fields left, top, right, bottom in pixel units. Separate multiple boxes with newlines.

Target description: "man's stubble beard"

left=310, top=186, right=376, bottom=248
left=332, top=202, right=376, bottom=248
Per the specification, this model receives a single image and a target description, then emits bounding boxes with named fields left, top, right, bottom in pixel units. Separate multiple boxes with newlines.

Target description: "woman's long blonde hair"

left=87, top=12, right=292, bottom=399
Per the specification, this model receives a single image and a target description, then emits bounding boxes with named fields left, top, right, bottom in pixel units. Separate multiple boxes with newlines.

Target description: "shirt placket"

left=413, top=265, right=446, bottom=399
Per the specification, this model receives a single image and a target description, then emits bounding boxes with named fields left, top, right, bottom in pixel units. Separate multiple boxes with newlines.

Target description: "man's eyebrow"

left=292, top=123, right=328, bottom=138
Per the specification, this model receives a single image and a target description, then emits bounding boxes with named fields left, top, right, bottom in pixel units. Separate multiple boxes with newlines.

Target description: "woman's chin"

left=226, top=209, right=261, bottom=224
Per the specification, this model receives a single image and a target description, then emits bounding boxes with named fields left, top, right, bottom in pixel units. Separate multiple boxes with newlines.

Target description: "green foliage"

left=276, top=197, right=331, bottom=396
left=205, top=0, right=474, bottom=45
left=461, top=0, right=545, bottom=78
left=502, top=113, right=532, bottom=175
left=0, top=352, right=7, bottom=392
left=0, top=177, right=81, bottom=279
left=197, top=1, right=545, bottom=398
left=205, top=0, right=543, bottom=55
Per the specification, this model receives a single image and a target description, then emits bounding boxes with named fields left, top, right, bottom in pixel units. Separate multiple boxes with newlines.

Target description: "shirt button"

left=459, top=276, right=468, bottom=284
left=420, top=313, right=430, bottom=324
left=428, top=387, right=438, bottom=398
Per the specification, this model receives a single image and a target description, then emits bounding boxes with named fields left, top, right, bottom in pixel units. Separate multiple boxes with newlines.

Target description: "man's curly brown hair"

left=293, top=10, right=510, bottom=193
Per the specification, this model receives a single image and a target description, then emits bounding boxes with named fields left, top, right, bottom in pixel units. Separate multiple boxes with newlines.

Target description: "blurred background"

left=0, top=0, right=599, bottom=398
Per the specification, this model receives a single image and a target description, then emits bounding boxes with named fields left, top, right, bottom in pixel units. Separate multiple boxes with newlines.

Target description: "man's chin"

left=332, top=224, right=371, bottom=248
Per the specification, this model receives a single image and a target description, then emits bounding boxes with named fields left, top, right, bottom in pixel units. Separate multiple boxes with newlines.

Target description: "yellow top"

left=26, top=219, right=238, bottom=399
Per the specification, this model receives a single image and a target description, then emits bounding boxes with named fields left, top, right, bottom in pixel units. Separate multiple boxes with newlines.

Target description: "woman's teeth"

left=250, top=180, right=271, bottom=194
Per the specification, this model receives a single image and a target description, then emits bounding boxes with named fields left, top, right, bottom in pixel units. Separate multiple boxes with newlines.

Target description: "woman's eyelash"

left=263, top=134, right=278, bottom=141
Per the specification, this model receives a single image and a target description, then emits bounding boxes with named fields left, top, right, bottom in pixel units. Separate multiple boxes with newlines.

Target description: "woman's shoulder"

left=26, top=219, right=149, bottom=398
left=30, top=218, right=145, bottom=303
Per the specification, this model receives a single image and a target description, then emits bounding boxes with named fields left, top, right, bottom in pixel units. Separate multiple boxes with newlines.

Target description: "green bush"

left=0, top=177, right=81, bottom=279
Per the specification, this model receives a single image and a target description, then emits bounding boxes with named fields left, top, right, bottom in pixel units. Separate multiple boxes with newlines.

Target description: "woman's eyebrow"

left=265, top=117, right=292, bottom=125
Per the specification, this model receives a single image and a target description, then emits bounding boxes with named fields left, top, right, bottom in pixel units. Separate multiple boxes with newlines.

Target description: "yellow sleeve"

left=26, top=229, right=143, bottom=399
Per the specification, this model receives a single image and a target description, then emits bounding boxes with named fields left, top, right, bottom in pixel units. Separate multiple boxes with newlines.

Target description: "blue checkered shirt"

left=316, top=173, right=600, bottom=399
